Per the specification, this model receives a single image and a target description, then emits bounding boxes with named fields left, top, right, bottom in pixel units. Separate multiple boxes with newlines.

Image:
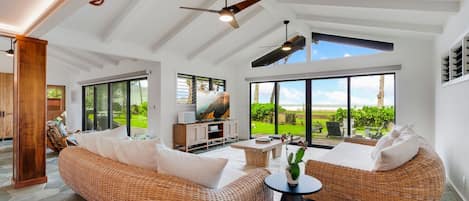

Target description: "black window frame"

left=249, top=73, right=396, bottom=148
left=176, top=73, right=226, bottom=105
left=81, top=77, right=148, bottom=136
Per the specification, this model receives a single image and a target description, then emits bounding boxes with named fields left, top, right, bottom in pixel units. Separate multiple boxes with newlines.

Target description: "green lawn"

left=113, top=114, right=148, bottom=128
left=251, top=110, right=389, bottom=138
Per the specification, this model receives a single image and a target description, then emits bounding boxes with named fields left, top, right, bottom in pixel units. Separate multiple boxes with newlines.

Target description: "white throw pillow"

left=113, top=138, right=161, bottom=170
left=372, top=134, right=419, bottom=171
left=371, top=128, right=401, bottom=159
left=75, top=126, right=128, bottom=154
left=155, top=144, right=228, bottom=189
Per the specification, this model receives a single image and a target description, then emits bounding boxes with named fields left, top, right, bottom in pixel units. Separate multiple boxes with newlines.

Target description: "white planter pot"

left=285, top=168, right=299, bottom=187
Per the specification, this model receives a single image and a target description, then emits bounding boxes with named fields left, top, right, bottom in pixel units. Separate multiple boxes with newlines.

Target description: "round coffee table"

left=264, top=173, right=322, bottom=201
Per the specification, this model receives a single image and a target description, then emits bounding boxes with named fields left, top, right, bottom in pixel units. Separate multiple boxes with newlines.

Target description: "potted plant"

left=281, top=134, right=307, bottom=187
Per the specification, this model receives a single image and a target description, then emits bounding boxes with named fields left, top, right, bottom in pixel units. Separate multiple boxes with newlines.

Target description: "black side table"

left=264, top=173, right=322, bottom=201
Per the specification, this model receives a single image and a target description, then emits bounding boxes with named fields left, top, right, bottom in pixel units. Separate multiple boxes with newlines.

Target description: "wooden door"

left=230, top=120, right=238, bottom=138
left=223, top=121, right=231, bottom=138
left=0, top=73, right=13, bottom=139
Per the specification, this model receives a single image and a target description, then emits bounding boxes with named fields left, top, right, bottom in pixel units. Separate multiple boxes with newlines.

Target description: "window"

left=47, top=85, right=66, bottom=121
left=82, top=78, right=148, bottom=137
left=176, top=74, right=226, bottom=104
left=250, top=73, right=395, bottom=147
left=311, top=33, right=393, bottom=61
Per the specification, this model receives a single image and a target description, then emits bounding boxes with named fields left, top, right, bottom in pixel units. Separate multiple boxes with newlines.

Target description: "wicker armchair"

left=46, top=121, right=79, bottom=152
left=305, top=138, right=445, bottom=201
left=58, top=147, right=273, bottom=201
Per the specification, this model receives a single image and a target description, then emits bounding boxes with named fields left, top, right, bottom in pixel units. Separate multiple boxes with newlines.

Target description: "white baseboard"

left=448, top=177, right=467, bottom=201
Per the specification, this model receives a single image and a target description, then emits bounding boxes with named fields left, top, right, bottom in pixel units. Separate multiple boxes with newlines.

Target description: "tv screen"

left=196, top=91, right=230, bottom=121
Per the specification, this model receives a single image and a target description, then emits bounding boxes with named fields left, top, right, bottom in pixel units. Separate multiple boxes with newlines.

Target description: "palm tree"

left=253, top=84, right=259, bottom=103
left=377, top=75, right=385, bottom=108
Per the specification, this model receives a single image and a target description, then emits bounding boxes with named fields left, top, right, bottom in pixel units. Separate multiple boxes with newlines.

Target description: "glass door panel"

left=350, top=74, right=395, bottom=139
left=111, top=82, right=128, bottom=129
left=311, top=78, right=348, bottom=146
left=95, top=84, right=109, bottom=131
left=84, top=86, right=95, bottom=131
left=277, top=81, right=306, bottom=139
left=250, top=82, right=276, bottom=137
left=130, top=79, right=148, bottom=137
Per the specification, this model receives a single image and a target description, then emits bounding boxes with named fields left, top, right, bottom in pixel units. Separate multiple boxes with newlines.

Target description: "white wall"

left=434, top=0, right=469, bottom=199
left=230, top=38, right=436, bottom=144
left=0, top=55, right=13, bottom=73
left=54, top=53, right=235, bottom=146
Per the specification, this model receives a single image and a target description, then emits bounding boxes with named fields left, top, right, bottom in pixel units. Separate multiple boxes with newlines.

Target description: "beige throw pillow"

left=372, top=134, right=419, bottom=171
left=113, top=138, right=161, bottom=170
left=155, top=144, right=228, bottom=189
left=75, top=126, right=128, bottom=154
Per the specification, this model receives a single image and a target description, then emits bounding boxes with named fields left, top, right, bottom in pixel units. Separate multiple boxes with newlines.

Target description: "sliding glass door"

left=249, top=73, right=395, bottom=147
left=250, top=82, right=276, bottom=136
left=83, top=78, right=148, bottom=136
left=350, top=75, right=395, bottom=139
left=311, top=78, right=348, bottom=146
left=277, top=81, right=306, bottom=137
left=130, top=79, right=148, bottom=136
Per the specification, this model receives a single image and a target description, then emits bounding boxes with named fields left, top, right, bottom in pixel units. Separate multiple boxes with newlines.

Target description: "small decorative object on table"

left=281, top=134, right=307, bottom=187
left=255, top=137, right=272, bottom=144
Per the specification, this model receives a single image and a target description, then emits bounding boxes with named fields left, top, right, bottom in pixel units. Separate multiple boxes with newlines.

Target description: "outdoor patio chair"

left=326, top=122, right=342, bottom=137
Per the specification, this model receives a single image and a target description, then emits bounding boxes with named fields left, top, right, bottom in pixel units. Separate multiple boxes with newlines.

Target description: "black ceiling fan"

left=180, top=0, right=260, bottom=29
left=3, top=38, right=14, bottom=57
left=252, top=20, right=306, bottom=67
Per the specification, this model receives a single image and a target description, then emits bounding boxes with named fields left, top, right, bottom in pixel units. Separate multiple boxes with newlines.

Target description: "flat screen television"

left=196, top=90, right=230, bottom=121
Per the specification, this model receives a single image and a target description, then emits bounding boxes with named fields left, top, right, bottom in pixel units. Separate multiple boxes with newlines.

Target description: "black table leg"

left=280, top=194, right=304, bottom=201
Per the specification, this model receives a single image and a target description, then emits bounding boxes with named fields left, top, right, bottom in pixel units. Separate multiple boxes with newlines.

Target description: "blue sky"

left=280, top=41, right=382, bottom=64
left=254, top=42, right=394, bottom=109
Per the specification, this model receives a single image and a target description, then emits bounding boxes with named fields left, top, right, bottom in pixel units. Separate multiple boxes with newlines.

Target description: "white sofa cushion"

left=317, top=142, right=375, bottom=171
left=113, top=138, right=161, bottom=170
left=155, top=144, right=228, bottom=189
left=372, top=134, right=419, bottom=171
left=75, top=126, right=128, bottom=154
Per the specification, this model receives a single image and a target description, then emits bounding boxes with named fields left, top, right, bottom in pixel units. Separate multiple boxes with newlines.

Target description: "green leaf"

left=294, top=148, right=305, bottom=164
left=287, top=152, right=294, bottom=165
left=290, top=163, right=300, bottom=180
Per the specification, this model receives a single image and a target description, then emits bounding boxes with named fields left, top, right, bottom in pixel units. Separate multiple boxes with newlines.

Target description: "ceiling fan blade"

left=179, top=7, right=220, bottom=13
left=227, top=0, right=261, bottom=14
left=228, top=16, right=240, bottom=29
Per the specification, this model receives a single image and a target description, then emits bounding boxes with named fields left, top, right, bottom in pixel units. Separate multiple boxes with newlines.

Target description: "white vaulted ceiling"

left=19, top=0, right=460, bottom=71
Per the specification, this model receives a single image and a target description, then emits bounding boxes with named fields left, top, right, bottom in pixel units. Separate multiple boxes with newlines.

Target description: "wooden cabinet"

left=0, top=73, right=13, bottom=139
left=173, top=120, right=238, bottom=152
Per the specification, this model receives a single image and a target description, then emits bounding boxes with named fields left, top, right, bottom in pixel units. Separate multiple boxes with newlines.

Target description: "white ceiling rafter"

left=297, top=14, right=443, bottom=34
left=188, top=6, right=264, bottom=60
left=151, top=0, right=218, bottom=53
left=278, top=0, right=460, bottom=13
left=48, top=57, right=81, bottom=74
left=102, top=0, right=146, bottom=43
left=48, top=47, right=103, bottom=71
left=213, top=23, right=282, bottom=65
left=28, top=0, right=87, bottom=37
left=49, top=45, right=105, bottom=68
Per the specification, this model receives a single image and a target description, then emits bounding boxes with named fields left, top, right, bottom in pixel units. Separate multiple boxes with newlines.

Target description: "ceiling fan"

left=252, top=20, right=305, bottom=67
left=180, top=0, right=260, bottom=29
left=3, top=38, right=14, bottom=57
left=89, top=0, right=104, bottom=6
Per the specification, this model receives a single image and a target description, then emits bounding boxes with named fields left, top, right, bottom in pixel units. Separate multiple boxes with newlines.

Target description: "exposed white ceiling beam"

left=297, top=14, right=442, bottom=34
left=278, top=0, right=460, bottom=12
left=49, top=45, right=105, bottom=68
left=188, top=6, right=264, bottom=60
left=48, top=48, right=93, bottom=71
left=102, top=0, right=146, bottom=43
left=151, top=0, right=218, bottom=53
left=214, top=23, right=282, bottom=65
left=48, top=57, right=81, bottom=74
left=50, top=44, right=120, bottom=67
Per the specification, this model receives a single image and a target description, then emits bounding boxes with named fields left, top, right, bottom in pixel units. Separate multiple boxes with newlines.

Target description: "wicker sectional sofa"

left=58, top=147, right=273, bottom=201
left=304, top=138, right=445, bottom=201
